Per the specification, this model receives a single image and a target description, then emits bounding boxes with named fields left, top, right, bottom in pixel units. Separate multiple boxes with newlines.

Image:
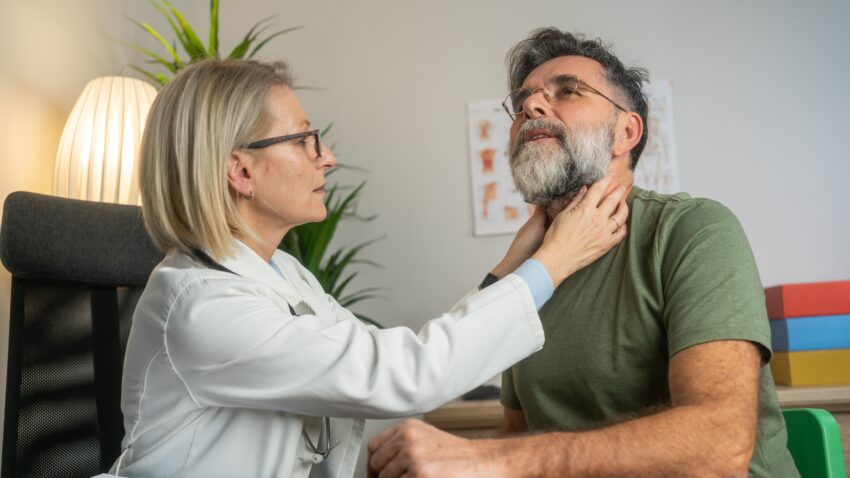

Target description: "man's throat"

left=543, top=197, right=573, bottom=225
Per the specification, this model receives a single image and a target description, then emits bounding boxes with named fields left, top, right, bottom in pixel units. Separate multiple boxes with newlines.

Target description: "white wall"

left=2, top=0, right=849, bottom=476
left=212, top=0, right=850, bottom=326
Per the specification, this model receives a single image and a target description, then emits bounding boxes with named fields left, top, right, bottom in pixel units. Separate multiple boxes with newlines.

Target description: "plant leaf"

left=145, top=0, right=202, bottom=65
left=333, top=163, right=370, bottom=174
left=227, top=15, right=275, bottom=59
left=227, top=38, right=252, bottom=59
left=339, top=288, right=385, bottom=308
left=208, top=0, right=219, bottom=57
left=331, top=272, right=358, bottom=298
left=127, top=19, right=184, bottom=69
left=145, top=1, right=183, bottom=47
left=325, top=238, right=381, bottom=288
left=119, top=40, right=180, bottom=73
left=160, top=0, right=208, bottom=59
left=248, top=26, right=304, bottom=58
left=128, top=65, right=169, bottom=86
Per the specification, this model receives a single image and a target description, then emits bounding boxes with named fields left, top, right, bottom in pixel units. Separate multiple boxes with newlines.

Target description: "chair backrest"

left=0, top=191, right=163, bottom=478
left=783, top=408, right=846, bottom=478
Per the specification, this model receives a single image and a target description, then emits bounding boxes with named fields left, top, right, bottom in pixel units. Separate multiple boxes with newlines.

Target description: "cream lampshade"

left=53, top=76, right=158, bottom=205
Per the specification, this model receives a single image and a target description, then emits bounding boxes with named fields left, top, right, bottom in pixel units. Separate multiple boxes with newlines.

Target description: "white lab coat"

left=113, top=239, right=543, bottom=478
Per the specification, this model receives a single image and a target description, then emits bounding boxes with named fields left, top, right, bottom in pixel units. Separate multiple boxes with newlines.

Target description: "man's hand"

left=369, top=340, right=761, bottom=478
left=367, top=419, right=507, bottom=478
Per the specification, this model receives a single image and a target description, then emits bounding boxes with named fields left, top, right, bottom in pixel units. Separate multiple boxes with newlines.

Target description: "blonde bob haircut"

left=139, top=59, right=293, bottom=260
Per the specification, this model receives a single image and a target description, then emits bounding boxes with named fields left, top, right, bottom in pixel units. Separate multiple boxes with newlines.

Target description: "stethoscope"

left=191, top=248, right=336, bottom=464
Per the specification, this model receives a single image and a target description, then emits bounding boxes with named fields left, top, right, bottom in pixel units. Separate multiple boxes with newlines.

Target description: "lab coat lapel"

left=218, top=239, right=305, bottom=310
left=272, top=252, right=329, bottom=318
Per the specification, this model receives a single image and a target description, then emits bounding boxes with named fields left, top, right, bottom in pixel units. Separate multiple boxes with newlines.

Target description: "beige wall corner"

left=0, top=78, right=65, bottom=460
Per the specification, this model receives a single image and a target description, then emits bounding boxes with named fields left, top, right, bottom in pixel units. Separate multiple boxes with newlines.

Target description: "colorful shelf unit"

left=765, top=280, right=850, bottom=386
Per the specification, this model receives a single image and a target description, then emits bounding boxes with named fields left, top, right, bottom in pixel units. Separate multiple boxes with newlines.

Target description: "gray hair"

left=506, top=28, right=649, bottom=168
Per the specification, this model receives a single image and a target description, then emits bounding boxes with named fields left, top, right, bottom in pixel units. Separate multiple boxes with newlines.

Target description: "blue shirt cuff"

left=513, top=259, right=554, bottom=310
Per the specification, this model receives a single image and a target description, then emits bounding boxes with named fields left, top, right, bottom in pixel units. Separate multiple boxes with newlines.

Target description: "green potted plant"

left=125, top=0, right=382, bottom=324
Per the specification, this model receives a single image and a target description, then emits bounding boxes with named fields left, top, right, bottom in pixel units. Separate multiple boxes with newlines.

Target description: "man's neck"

left=543, top=196, right=575, bottom=224
left=543, top=166, right=634, bottom=224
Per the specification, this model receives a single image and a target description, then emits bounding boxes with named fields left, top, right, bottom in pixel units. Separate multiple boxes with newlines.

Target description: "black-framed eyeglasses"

left=244, top=129, right=322, bottom=158
left=501, top=74, right=628, bottom=121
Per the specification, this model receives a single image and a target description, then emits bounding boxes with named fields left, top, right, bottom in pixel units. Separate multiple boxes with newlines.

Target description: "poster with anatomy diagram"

left=467, top=81, right=679, bottom=236
left=467, top=99, right=532, bottom=236
left=633, top=79, right=680, bottom=194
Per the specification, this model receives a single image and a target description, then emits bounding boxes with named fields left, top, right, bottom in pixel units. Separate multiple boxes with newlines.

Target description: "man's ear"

left=226, top=151, right=254, bottom=197
left=611, top=111, right=643, bottom=159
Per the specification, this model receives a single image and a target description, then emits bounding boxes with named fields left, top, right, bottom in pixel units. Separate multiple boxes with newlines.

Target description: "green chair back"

left=783, top=408, right=846, bottom=478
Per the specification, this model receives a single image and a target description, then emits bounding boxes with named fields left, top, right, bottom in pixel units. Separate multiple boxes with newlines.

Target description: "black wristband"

left=479, top=272, right=500, bottom=290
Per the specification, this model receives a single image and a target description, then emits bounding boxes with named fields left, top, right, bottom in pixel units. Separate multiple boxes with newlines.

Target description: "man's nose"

left=522, top=89, right=553, bottom=119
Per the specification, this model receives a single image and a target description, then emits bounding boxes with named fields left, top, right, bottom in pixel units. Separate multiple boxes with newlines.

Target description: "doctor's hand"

left=490, top=206, right=547, bottom=278
left=532, top=173, right=629, bottom=288
left=367, top=419, right=509, bottom=478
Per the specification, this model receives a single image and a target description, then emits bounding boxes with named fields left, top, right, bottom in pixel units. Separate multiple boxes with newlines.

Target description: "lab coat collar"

left=215, top=238, right=308, bottom=311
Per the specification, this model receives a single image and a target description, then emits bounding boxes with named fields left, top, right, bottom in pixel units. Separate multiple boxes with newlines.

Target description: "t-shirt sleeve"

left=500, top=368, right=523, bottom=410
left=659, top=199, right=772, bottom=362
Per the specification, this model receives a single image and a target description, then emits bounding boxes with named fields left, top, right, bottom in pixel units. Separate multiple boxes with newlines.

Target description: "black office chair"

left=0, top=191, right=163, bottom=478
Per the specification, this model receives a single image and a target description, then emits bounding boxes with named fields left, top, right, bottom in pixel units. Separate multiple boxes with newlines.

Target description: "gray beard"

left=509, top=117, right=615, bottom=208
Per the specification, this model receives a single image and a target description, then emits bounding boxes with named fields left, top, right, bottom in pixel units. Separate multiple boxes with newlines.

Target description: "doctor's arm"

left=368, top=339, right=761, bottom=478
left=164, top=178, right=628, bottom=419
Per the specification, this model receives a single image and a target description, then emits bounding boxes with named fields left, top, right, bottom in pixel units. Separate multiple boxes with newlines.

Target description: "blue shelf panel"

left=771, top=314, right=850, bottom=352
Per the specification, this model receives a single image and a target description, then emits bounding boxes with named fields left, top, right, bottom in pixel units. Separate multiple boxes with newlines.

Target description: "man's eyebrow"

left=302, top=120, right=312, bottom=129
left=551, top=74, right=578, bottom=84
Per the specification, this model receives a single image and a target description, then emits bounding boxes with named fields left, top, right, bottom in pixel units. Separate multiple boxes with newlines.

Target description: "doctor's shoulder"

left=142, top=251, right=277, bottom=320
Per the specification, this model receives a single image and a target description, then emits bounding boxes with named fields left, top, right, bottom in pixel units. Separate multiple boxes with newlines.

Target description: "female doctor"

left=112, top=59, right=628, bottom=478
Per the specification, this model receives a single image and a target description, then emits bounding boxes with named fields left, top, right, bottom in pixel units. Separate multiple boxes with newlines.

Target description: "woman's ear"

left=227, top=151, right=255, bottom=197
left=611, top=111, right=643, bottom=159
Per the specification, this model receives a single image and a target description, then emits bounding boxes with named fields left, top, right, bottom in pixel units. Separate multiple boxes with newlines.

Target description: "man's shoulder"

left=631, top=187, right=739, bottom=231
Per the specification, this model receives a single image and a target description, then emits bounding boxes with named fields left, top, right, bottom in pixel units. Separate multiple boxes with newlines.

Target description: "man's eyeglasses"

left=502, top=74, right=628, bottom=121
left=244, top=129, right=322, bottom=158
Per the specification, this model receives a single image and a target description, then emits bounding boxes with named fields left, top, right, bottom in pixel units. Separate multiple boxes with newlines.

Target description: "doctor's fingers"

left=563, top=186, right=588, bottom=213
left=610, top=199, right=629, bottom=231
left=581, top=172, right=614, bottom=208
left=595, top=184, right=628, bottom=218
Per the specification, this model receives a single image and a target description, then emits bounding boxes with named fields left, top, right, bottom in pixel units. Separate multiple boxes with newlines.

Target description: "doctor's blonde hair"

left=139, top=59, right=293, bottom=260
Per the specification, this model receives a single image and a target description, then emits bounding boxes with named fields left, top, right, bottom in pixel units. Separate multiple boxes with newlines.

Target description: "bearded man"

left=368, top=28, right=799, bottom=478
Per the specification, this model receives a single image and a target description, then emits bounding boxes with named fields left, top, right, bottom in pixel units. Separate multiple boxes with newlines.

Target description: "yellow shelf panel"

left=772, top=349, right=850, bottom=386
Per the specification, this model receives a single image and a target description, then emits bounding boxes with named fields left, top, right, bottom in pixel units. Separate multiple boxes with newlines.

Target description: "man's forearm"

left=488, top=404, right=755, bottom=477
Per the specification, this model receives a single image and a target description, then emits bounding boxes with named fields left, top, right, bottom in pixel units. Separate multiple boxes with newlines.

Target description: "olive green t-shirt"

left=502, top=187, right=798, bottom=477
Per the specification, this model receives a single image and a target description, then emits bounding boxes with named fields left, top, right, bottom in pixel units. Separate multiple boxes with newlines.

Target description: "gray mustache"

left=512, top=118, right=568, bottom=161
left=517, top=118, right=568, bottom=143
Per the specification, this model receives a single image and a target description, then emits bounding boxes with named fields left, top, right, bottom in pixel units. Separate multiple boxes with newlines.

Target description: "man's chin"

left=519, top=181, right=592, bottom=210
left=513, top=140, right=561, bottom=160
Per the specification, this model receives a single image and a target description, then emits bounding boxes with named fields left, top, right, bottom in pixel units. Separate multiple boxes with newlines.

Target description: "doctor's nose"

left=319, top=144, right=336, bottom=171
